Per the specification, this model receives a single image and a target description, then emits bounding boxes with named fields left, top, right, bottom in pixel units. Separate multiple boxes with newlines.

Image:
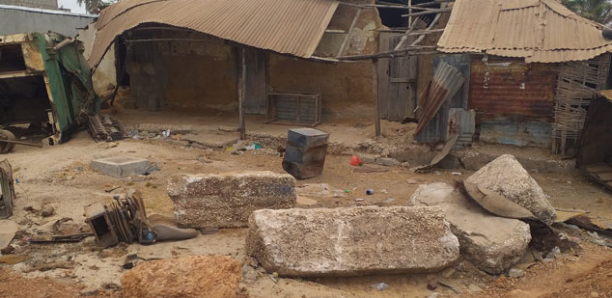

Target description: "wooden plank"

left=595, top=171, right=612, bottom=182
left=586, top=164, right=612, bottom=173
left=239, top=47, right=246, bottom=140
left=377, top=32, right=391, bottom=120
left=373, top=59, right=381, bottom=136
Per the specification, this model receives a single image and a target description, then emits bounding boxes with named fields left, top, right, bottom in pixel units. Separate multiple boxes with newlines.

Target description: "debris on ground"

left=29, top=217, right=92, bottom=243
left=120, top=256, right=242, bottom=298
left=282, top=128, right=329, bottom=179
left=464, top=154, right=557, bottom=224
left=246, top=206, right=460, bottom=277
left=0, top=159, right=16, bottom=218
left=40, top=204, right=55, bottom=217
left=410, top=182, right=531, bottom=274
left=0, top=219, right=18, bottom=249
left=167, top=171, right=296, bottom=228
left=85, top=190, right=197, bottom=247
left=87, top=113, right=128, bottom=142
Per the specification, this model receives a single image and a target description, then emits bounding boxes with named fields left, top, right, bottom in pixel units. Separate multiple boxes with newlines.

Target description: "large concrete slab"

left=91, top=156, right=151, bottom=178
left=167, top=171, right=296, bottom=228
left=247, top=206, right=460, bottom=277
left=409, top=183, right=531, bottom=274
left=465, top=154, right=557, bottom=224
left=121, top=256, right=241, bottom=298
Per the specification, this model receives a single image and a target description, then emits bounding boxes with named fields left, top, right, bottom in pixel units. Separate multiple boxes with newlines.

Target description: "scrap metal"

left=415, top=61, right=464, bottom=136
left=0, top=159, right=15, bottom=219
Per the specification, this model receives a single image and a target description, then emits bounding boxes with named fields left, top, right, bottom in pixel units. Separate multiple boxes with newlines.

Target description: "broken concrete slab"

left=0, top=220, right=18, bottom=250
left=409, top=183, right=531, bottom=274
left=247, top=206, right=460, bottom=277
left=465, top=154, right=557, bottom=225
left=167, top=171, right=296, bottom=228
left=121, top=256, right=241, bottom=298
left=91, top=157, right=153, bottom=178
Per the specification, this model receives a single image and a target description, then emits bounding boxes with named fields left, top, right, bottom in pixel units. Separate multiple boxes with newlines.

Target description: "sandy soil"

left=0, top=113, right=610, bottom=298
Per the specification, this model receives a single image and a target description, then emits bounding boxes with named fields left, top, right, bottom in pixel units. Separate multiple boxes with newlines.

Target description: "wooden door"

left=377, top=32, right=418, bottom=122
left=244, top=48, right=268, bottom=114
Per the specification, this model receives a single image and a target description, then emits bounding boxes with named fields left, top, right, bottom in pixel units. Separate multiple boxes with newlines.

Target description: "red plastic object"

left=350, top=155, right=364, bottom=166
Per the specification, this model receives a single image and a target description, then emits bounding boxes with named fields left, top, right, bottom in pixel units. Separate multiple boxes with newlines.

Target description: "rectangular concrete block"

left=91, top=157, right=151, bottom=178
left=167, top=171, right=296, bottom=228
left=247, top=206, right=460, bottom=277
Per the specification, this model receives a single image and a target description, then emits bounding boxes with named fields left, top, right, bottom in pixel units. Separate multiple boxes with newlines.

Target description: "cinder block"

left=91, top=157, right=151, bottom=178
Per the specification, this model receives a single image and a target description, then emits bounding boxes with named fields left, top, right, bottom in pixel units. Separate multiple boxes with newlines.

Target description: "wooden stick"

left=394, top=18, right=421, bottom=50
left=409, top=5, right=445, bottom=46
left=239, top=47, right=246, bottom=140
left=373, top=59, right=381, bottom=136
left=339, top=50, right=440, bottom=61
left=401, top=8, right=451, bottom=17
left=337, top=0, right=367, bottom=57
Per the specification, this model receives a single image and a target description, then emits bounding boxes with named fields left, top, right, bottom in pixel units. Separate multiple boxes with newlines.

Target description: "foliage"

left=76, top=0, right=116, bottom=14
left=562, top=0, right=612, bottom=24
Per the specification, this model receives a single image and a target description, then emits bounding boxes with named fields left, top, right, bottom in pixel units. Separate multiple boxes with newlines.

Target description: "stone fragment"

left=409, top=182, right=531, bottom=274
left=167, top=171, right=296, bottom=228
left=121, top=256, right=241, bottom=298
left=91, top=157, right=152, bottom=178
left=376, top=157, right=401, bottom=167
left=508, top=268, right=525, bottom=278
left=465, top=154, right=556, bottom=224
left=247, top=206, right=460, bottom=277
left=40, top=205, right=54, bottom=217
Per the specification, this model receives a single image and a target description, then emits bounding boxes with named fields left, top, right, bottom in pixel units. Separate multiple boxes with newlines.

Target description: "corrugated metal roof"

left=89, top=0, right=339, bottom=67
left=438, top=0, right=612, bottom=63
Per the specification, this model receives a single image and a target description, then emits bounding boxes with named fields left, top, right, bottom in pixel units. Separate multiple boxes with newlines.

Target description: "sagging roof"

left=89, top=0, right=339, bottom=67
left=437, top=0, right=612, bottom=63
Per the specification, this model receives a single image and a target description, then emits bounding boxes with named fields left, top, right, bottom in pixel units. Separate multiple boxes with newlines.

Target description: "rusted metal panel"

left=90, top=0, right=339, bottom=67
left=415, top=60, right=465, bottom=136
left=416, top=54, right=471, bottom=144
left=469, top=57, right=556, bottom=119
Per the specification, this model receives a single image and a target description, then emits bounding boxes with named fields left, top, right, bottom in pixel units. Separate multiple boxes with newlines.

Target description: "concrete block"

left=247, top=206, right=460, bottom=277
left=409, top=183, right=531, bottom=274
left=91, top=157, right=151, bottom=178
left=167, top=171, right=296, bottom=228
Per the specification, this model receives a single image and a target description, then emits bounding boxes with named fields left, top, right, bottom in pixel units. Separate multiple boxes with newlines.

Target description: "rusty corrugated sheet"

left=437, top=0, right=612, bottom=63
left=89, top=0, right=339, bottom=67
left=469, top=57, right=555, bottom=118
left=415, top=61, right=465, bottom=136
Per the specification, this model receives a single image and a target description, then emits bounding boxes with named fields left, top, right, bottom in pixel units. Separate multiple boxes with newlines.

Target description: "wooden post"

left=373, top=58, right=381, bottom=136
left=239, top=47, right=246, bottom=140
left=408, top=0, right=413, bottom=26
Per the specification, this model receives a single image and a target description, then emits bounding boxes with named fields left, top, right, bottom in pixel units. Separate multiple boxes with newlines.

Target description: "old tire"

left=0, top=130, right=16, bottom=154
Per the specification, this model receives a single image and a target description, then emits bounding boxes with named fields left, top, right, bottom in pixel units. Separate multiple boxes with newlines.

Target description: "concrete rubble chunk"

left=91, top=156, right=153, bottom=178
left=167, top=171, right=296, bottom=228
left=121, top=256, right=241, bottom=298
left=247, top=206, right=460, bottom=277
left=409, top=182, right=531, bottom=274
left=465, top=154, right=556, bottom=224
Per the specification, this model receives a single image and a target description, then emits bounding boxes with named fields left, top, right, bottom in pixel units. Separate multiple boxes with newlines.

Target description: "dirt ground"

left=0, top=108, right=611, bottom=298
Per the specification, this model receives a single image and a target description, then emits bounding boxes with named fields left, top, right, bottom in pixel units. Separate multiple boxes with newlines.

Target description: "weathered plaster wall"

left=0, top=5, right=94, bottom=36
left=268, top=54, right=374, bottom=114
left=161, top=41, right=237, bottom=111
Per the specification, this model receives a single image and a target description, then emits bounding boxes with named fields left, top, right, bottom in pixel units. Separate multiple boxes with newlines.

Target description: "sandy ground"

left=0, top=113, right=611, bottom=297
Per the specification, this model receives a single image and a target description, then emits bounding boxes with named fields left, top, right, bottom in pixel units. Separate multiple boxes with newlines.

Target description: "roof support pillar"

left=238, top=46, right=247, bottom=140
